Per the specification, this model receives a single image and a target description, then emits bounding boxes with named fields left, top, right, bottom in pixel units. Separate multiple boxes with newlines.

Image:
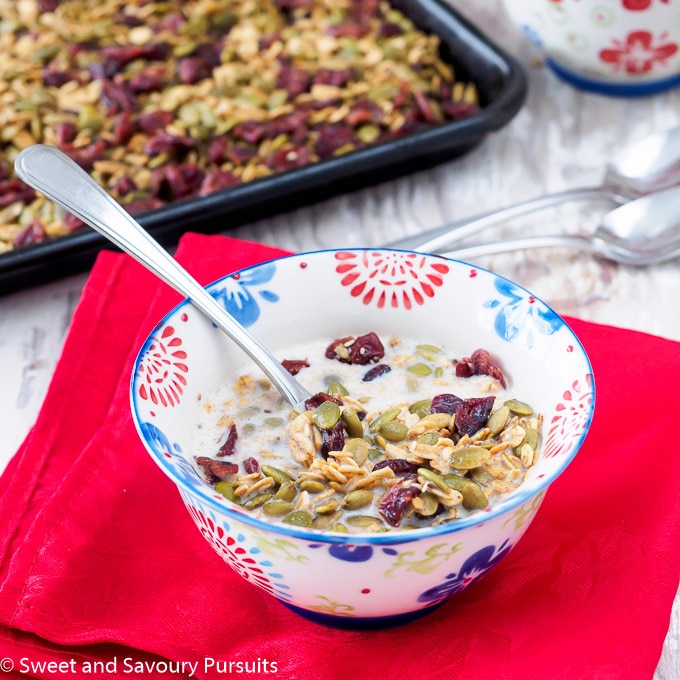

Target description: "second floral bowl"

left=130, top=249, right=594, bottom=628
left=502, top=0, right=680, bottom=96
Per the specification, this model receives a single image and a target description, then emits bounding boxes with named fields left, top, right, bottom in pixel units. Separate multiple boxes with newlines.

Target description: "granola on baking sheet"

left=0, top=0, right=479, bottom=254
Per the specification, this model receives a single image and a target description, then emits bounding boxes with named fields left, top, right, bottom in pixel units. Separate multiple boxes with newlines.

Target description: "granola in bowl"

left=194, top=333, right=543, bottom=533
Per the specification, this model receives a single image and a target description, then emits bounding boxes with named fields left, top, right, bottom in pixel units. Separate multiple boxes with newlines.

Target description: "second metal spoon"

left=15, top=144, right=312, bottom=410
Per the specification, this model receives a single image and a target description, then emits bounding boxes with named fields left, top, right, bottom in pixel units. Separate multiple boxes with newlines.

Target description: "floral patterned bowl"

left=502, top=0, right=680, bottom=96
left=130, top=249, right=594, bottom=628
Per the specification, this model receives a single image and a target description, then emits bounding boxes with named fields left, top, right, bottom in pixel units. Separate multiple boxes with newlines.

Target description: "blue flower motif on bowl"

left=417, top=540, right=513, bottom=604
left=485, top=279, right=562, bottom=348
left=210, top=262, right=278, bottom=327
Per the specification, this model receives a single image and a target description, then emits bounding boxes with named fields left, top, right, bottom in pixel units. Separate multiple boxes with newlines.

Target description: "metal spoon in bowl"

left=388, top=125, right=680, bottom=253
left=15, top=144, right=312, bottom=410
left=437, top=184, right=680, bottom=266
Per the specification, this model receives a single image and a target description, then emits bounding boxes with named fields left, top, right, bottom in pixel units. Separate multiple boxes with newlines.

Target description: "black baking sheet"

left=0, top=0, right=526, bottom=295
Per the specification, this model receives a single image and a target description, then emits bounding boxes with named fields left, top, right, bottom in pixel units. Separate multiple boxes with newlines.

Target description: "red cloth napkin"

left=1, top=233, right=678, bottom=680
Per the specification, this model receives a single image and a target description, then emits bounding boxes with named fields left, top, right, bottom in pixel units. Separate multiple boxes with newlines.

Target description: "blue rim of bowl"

left=547, top=58, right=680, bottom=97
left=130, top=249, right=596, bottom=546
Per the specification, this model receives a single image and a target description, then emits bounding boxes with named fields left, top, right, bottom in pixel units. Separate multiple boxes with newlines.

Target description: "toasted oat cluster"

left=0, top=0, right=479, bottom=253
left=195, top=333, right=542, bottom=533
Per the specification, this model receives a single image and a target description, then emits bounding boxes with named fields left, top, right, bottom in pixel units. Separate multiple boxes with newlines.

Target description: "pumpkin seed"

left=329, top=523, right=349, bottom=533
left=265, top=416, right=284, bottom=427
left=342, top=489, right=373, bottom=510
left=315, top=498, right=340, bottom=514
left=379, top=420, right=409, bottom=442
left=409, top=399, right=431, bottom=418
left=215, top=481, right=239, bottom=503
left=275, top=481, right=297, bottom=501
left=417, top=467, right=450, bottom=493
left=524, top=427, right=539, bottom=450
left=311, top=511, right=343, bottom=530
left=369, top=407, right=401, bottom=432
left=449, top=446, right=491, bottom=470
left=299, top=479, right=326, bottom=494
left=282, top=510, right=313, bottom=527
left=327, top=380, right=348, bottom=396
left=341, top=408, right=364, bottom=439
left=313, top=401, right=341, bottom=429
left=262, top=501, right=296, bottom=516
left=411, top=491, right=438, bottom=516
left=487, top=405, right=510, bottom=435
left=407, top=362, right=432, bottom=376
left=261, top=465, right=294, bottom=486
left=343, top=437, right=369, bottom=466
left=416, top=343, right=443, bottom=359
left=468, top=467, right=495, bottom=487
left=442, top=473, right=468, bottom=493
left=346, top=515, right=383, bottom=528
left=243, top=493, right=274, bottom=509
left=461, top=483, right=489, bottom=510
left=417, top=431, right=440, bottom=446
left=420, top=412, right=451, bottom=429
left=505, top=399, right=534, bottom=416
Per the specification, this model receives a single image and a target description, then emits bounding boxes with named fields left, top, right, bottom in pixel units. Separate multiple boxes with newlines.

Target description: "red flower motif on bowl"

left=622, top=0, right=669, bottom=11
left=136, top=325, right=188, bottom=407
left=542, top=374, right=594, bottom=459
left=186, top=504, right=279, bottom=595
left=599, top=30, right=678, bottom=74
left=334, top=250, right=450, bottom=309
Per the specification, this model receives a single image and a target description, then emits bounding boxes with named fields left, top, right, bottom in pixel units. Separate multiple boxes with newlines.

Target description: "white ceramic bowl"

left=130, top=249, right=594, bottom=628
left=502, top=0, right=680, bottom=96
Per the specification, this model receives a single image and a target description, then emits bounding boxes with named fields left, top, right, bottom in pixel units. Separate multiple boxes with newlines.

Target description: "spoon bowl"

left=389, top=126, right=680, bottom=253
left=14, top=144, right=312, bottom=410
left=438, top=185, right=680, bottom=265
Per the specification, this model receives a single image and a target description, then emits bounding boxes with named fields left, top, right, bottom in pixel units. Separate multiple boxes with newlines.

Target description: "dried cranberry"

left=217, top=423, right=238, bottom=456
left=177, top=57, right=212, bottom=84
left=0, top=179, right=36, bottom=207
left=126, top=197, right=166, bottom=214
left=442, top=101, right=480, bottom=121
left=233, top=120, right=267, bottom=144
left=455, top=396, right=496, bottom=436
left=378, top=477, right=421, bottom=526
left=63, top=212, right=86, bottom=232
left=138, top=110, right=173, bottom=133
left=325, top=336, right=353, bottom=361
left=13, top=220, right=46, bottom=248
left=313, top=68, right=353, bottom=87
left=276, top=60, right=311, bottom=98
left=379, top=22, right=403, bottom=38
left=195, top=456, right=238, bottom=483
left=413, top=90, right=440, bottom=123
left=42, top=69, right=77, bottom=87
left=129, top=72, right=165, bottom=94
left=304, top=392, right=342, bottom=410
left=113, top=112, right=136, bottom=145
left=198, top=167, right=240, bottom=195
left=62, top=139, right=107, bottom=170
left=111, top=175, right=137, bottom=197
left=350, top=331, right=385, bottom=365
left=101, top=79, right=137, bottom=113
left=150, top=163, right=204, bottom=201
left=320, top=422, right=345, bottom=456
left=362, top=364, right=391, bottom=382
left=144, top=132, right=196, bottom=157
left=430, top=393, right=465, bottom=416
left=36, top=0, right=60, bottom=11
left=373, top=459, right=419, bottom=474
left=346, top=99, right=384, bottom=126
left=282, top=359, right=309, bottom=376
left=314, top=123, right=357, bottom=158
left=265, top=146, right=310, bottom=171
left=243, top=457, right=259, bottom=474
left=455, top=348, right=506, bottom=388
left=325, top=21, right=370, bottom=38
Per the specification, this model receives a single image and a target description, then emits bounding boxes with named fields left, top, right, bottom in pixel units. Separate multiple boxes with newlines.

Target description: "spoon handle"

left=441, top=234, right=607, bottom=260
left=387, top=186, right=627, bottom=253
left=15, top=144, right=312, bottom=409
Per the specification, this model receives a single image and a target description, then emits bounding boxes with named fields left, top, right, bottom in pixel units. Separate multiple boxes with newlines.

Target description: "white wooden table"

left=0, top=1, right=678, bottom=676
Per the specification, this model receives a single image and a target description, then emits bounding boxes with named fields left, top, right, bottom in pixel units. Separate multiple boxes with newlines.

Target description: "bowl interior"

left=130, top=249, right=595, bottom=542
